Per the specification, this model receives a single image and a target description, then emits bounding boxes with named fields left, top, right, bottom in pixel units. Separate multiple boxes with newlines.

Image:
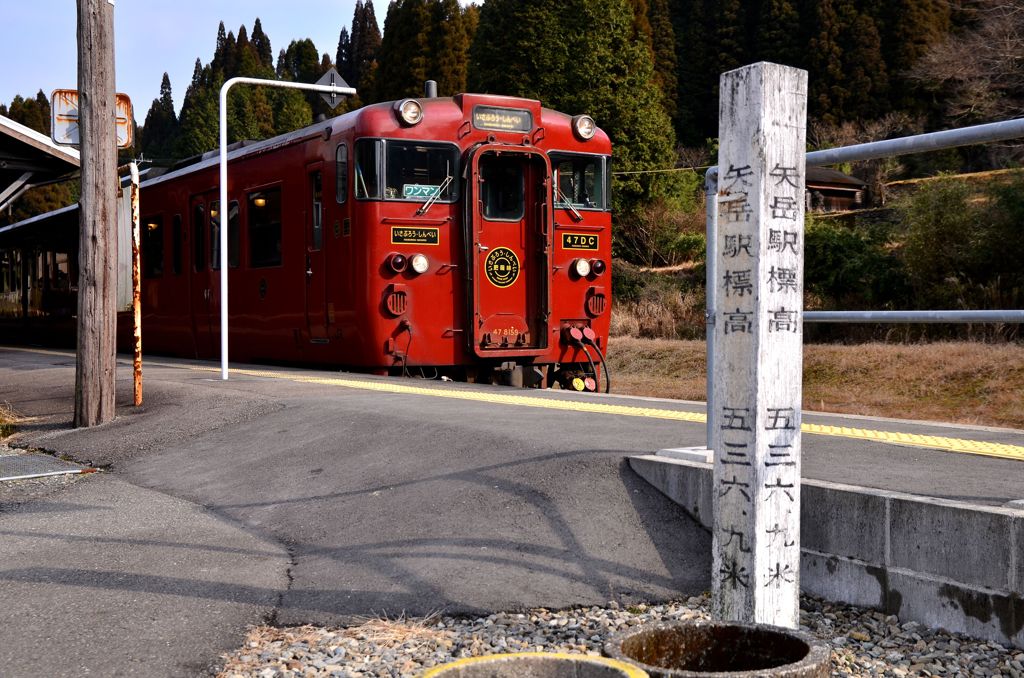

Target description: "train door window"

left=550, top=153, right=606, bottom=210
left=354, top=139, right=381, bottom=199
left=480, top=155, right=524, bottom=221
left=311, top=171, right=323, bottom=251
left=227, top=201, right=240, bottom=268
left=210, top=202, right=240, bottom=269
left=193, top=203, right=206, bottom=272
left=0, top=251, right=11, bottom=292
left=335, top=143, right=348, bottom=203
left=249, top=188, right=282, bottom=267
left=384, top=141, right=458, bottom=202
left=142, top=214, right=164, bottom=278
left=171, top=215, right=182, bottom=275
left=210, top=201, right=221, bottom=270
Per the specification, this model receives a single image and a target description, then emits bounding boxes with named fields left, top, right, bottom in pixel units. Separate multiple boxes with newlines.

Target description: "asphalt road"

left=1, top=346, right=1021, bottom=676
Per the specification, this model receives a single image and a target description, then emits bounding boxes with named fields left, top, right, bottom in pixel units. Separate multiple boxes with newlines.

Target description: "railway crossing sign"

left=50, top=89, right=134, bottom=148
left=316, top=68, right=349, bottom=110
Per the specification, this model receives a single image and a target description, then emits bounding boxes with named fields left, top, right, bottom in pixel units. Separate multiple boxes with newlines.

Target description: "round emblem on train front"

left=484, top=247, right=520, bottom=288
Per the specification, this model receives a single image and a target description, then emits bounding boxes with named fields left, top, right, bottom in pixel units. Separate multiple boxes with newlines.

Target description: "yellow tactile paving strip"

left=216, top=365, right=1024, bottom=463
left=4, top=347, right=1022, bottom=463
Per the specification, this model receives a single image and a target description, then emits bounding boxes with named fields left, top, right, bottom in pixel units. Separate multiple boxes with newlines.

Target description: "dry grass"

left=610, top=291, right=705, bottom=341
left=607, top=337, right=1024, bottom=429
left=0, top=402, right=16, bottom=438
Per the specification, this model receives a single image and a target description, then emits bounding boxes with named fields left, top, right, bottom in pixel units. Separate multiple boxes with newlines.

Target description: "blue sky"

left=1, top=1, right=393, bottom=116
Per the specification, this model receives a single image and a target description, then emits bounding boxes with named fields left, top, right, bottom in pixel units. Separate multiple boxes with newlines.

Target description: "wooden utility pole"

left=711, top=62, right=807, bottom=628
left=74, top=0, right=118, bottom=427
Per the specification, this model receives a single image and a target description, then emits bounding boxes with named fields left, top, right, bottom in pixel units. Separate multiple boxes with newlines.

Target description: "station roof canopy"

left=0, top=114, right=80, bottom=213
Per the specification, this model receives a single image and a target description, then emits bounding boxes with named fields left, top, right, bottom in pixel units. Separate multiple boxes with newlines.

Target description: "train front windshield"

left=353, top=139, right=460, bottom=203
left=551, top=153, right=607, bottom=211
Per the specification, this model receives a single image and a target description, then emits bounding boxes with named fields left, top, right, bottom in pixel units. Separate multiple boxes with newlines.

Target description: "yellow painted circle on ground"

left=422, top=652, right=649, bottom=678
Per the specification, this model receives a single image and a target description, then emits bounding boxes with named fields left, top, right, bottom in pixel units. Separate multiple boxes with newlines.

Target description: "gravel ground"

left=217, top=594, right=1024, bottom=677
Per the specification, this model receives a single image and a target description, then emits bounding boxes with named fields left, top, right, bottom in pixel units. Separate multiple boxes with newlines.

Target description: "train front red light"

left=387, top=253, right=408, bottom=273
left=590, top=259, right=606, bottom=276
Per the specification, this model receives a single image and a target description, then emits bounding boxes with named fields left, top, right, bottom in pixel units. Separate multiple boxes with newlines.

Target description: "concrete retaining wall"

left=629, top=455, right=1024, bottom=648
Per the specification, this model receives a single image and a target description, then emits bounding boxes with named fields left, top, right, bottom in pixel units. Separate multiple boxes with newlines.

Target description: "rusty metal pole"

left=129, top=162, right=142, bottom=406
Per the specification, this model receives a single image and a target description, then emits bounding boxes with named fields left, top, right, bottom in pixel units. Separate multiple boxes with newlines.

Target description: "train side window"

left=249, top=188, right=282, bottom=268
left=142, top=214, right=164, bottom=278
left=336, top=143, right=348, bottom=203
left=171, top=215, right=182, bottom=275
left=480, top=155, right=524, bottom=221
left=354, top=139, right=381, bottom=199
left=193, top=203, right=206, bottom=272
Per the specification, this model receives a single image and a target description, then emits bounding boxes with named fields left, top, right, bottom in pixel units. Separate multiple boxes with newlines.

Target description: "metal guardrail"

left=703, top=116, right=1024, bottom=443
left=805, top=310, right=1024, bottom=323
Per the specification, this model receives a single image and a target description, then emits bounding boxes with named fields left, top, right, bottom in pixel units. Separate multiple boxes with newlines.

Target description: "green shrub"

left=804, top=215, right=909, bottom=309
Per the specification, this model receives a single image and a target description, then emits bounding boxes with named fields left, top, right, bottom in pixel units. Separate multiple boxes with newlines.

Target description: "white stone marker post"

left=711, top=62, right=807, bottom=628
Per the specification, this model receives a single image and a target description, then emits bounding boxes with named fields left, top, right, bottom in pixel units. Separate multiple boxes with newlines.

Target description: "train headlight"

left=387, top=253, right=408, bottom=273
left=572, top=115, right=596, bottom=141
left=410, top=253, right=430, bottom=274
left=573, top=258, right=591, bottom=277
left=395, top=99, right=424, bottom=126
left=590, top=259, right=606, bottom=276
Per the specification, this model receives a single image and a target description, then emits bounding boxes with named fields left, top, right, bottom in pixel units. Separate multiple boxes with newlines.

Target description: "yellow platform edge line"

left=13, top=350, right=1017, bottom=463
left=216, top=364, right=1024, bottom=463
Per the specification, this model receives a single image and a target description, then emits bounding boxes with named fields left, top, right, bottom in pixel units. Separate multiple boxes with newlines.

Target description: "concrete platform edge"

left=629, top=454, right=1024, bottom=648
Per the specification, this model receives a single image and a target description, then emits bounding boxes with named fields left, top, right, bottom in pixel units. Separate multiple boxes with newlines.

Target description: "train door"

left=467, top=146, right=551, bottom=358
left=188, top=191, right=224, bottom=358
left=305, top=163, right=328, bottom=341
left=188, top=195, right=213, bottom=357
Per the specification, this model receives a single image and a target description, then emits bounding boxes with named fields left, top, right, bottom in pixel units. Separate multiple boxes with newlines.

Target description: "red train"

left=1, top=90, right=613, bottom=390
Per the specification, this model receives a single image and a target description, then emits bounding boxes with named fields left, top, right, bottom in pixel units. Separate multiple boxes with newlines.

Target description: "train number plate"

left=561, top=233, right=599, bottom=250
left=391, top=227, right=439, bottom=245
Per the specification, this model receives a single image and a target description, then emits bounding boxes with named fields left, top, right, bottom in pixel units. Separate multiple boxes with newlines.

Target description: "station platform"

left=1, top=345, right=1021, bottom=675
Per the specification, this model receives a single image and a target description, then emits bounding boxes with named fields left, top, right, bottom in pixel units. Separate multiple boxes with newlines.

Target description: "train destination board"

left=472, top=106, right=532, bottom=133
left=561, top=233, right=599, bottom=250
left=391, top=226, right=439, bottom=245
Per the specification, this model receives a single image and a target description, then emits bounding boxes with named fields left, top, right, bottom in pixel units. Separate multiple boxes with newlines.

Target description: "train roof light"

left=395, top=99, right=424, bottom=126
left=572, top=115, right=596, bottom=141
